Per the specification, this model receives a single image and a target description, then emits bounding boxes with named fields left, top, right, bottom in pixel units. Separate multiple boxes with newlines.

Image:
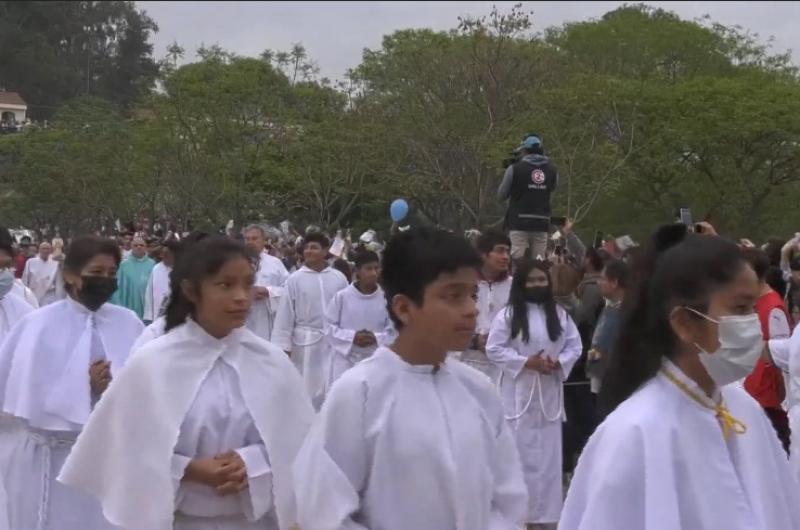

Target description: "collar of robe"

left=381, top=347, right=449, bottom=375
left=660, top=362, right=747, bottom=440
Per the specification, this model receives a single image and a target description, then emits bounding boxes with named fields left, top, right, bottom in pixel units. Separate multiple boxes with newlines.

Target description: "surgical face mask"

left=685, top=307, right=763, bottom=386
left=78, top=276, right=118, bottom=312
left=0, top=268, right=14, bottom=299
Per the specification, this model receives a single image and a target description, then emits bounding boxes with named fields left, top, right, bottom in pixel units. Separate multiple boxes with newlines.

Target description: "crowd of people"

left=1, top=211, right=800, bottom=530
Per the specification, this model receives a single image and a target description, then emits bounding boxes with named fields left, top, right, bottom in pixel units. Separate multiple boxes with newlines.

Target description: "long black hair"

left=164, top=236, right=258, bottom=332
left=509, top=259, right=563, bottom=343
left=598, top=225, right=748, bottom=418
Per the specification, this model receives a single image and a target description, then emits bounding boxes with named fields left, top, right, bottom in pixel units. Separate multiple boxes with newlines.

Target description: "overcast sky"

left=137, top=1, right=799, bottom=82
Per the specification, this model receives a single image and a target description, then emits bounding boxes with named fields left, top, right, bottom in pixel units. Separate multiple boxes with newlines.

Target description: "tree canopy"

left=1, top=3, right=798, bottom=241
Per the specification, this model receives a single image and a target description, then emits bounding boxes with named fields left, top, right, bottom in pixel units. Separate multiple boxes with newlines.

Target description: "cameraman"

left=498, top=134, right=558, bottom=261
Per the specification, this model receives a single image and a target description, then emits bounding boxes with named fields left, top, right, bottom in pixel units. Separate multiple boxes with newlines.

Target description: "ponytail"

left=598, top=225, right=746, bottom=419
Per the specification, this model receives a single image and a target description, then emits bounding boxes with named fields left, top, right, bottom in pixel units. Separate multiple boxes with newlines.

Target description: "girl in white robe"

left=486, top=259, right=582, bottom=530
left=294, top=227, right=528, bottom=530
left=60, top=236, right=314, bottom=530
left=560, top=226, right=800, bottom=530
left=324, top=250, right=394, bottom=389
left=0, top=242, right=35, bottom=340
left=0, top=236, right=143, bottom=530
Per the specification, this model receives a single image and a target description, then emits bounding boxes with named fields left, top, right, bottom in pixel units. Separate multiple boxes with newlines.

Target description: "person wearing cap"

left=498, top=133, right=558, bottom=262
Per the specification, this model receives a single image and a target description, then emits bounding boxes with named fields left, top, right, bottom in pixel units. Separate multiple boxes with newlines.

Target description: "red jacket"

left=744, top=291, right=789, bottom=408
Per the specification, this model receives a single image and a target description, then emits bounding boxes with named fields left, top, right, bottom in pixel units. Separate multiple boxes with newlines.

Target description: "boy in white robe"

left=486, top=260, right=582, bottom=529
left=324, top=250, right=394, bottom=389
left=272, top=232, right=348, bottom=410
left=460, top=230, right=512, bottom=380
left=0, top=240, right=34, bottom=341
left=60, top=236, right=314, bottom=530
left=560, top=226, right=800, bottom=530
left=293, top=227, right=528, bottom=530
left=243, top=225, right=289, bottom=342
left=0, top=236, right=143, bottom=530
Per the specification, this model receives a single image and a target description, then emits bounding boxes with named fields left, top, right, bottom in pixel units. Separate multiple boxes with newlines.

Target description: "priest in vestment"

left=112, top=236, right=155, bottom=319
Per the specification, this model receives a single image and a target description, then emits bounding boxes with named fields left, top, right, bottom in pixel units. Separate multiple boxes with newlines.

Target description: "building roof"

left=0, top=91, right=27, bottom=107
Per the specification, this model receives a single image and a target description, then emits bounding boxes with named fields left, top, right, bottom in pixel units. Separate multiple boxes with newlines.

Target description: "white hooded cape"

left=58, top=319, right=314, bottom=530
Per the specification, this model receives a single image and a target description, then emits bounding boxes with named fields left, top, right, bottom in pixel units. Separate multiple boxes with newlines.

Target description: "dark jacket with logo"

left=498, top=154, right=558, bottom=232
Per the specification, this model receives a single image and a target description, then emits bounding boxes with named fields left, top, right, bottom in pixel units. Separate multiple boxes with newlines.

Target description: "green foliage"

left=1, top=2, right=799, bottom=240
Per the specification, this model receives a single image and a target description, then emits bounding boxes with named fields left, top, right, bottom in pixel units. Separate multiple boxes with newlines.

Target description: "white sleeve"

left=271, top=281, right=295, bottom=352
left=769, top=308, right=791, bottom=340
left=558, top=313, right=584, bottom=380
left=21, top=260, right=32, bottom=288
left=170, top=453, right=191, bottom=504
left=265, top=261, right=290, bottom=315
left=770, top=338, right=792, bottom=372
left=486, top=311, right=528, bottom=378
left=293, top=379, right=370, bottom=530
left=235, top=443, right=274, bottom=522
left=142, top=272, right=156, bottom=322
left=325, top=292, right=356, bottom=359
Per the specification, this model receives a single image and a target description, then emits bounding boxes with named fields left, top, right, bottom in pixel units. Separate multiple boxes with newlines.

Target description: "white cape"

left=769, top=326, right=800, bottom=482
left=59, top=319, right=315, bottom=530
left=560, top=359, right=800, bottom=530
left=0, top=298, right=143, bottom=430
left=143, top=261, right=171, bottom=322
left=0, top=292, right=34, bottom=343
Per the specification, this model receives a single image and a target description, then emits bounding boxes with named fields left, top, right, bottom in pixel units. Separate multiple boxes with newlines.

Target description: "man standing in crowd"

left=112, top=236, right=155, bottom=319
left=586, top=259, right=629, bottom=395
left=498, top=133, right=558, bottom=261
left=21, top=241, right=62, bottom=306
left=13, top=236, right=32, bottom=279
left=244, top=224, right=290, bottom=341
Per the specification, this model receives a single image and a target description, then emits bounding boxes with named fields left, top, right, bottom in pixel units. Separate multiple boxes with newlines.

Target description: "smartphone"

left=593, top=230, right=603, bottom=249
left=679, top=208, right=693, bottom=227
left=550, top=216, right=567, bottom=227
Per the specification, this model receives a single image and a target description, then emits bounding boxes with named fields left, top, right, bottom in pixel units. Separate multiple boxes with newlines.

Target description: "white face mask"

left=686, top=307, right=763, bottom=386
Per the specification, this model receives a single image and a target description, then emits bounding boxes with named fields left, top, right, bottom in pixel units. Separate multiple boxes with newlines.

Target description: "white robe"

left=11, top=279, right=38, bottom=309
left=272, top=266, right=348, bottom=409
left=293, top=347, right=529, bottom=530
left=131, top=316, right=167, bottom=353
left=324, top=284, right=394, bottom=389
left=486, top=304, right=582, bottom=524
left=459, top=276, right=511, bottom=380
left=769, top=327, right=800, bottom=482
left=59, top=319, right=314, bottom=530
left=0, top=298, right=143, bottom=530
left=560, top=359, right=800, bottom=530
left=21, top=256, right=63, bottom=306
left=0, top=293, right=34, bottom=343
left=246, top=252, right=289, bottom=342
left=143, top=262, right=171, bottom=322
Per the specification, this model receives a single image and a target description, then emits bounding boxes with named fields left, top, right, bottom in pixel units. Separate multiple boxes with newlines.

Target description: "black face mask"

left=524, top=286, right=549, bottom=305
left=78, top=276, right=118, bottom=312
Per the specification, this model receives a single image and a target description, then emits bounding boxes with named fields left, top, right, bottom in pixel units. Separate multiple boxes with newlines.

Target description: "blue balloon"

left=390, top=199, right=409, bottom=222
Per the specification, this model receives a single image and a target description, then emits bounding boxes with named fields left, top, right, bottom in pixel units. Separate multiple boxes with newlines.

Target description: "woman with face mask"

left=487, top=260, right=583, bottom=530
left=0, top=236, right=143, bottom=530
left=560, top=225, right=800, bottom=530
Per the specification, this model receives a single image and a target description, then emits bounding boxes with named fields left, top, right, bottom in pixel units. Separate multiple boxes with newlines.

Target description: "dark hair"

left=763, top=238, right=785, bottom=267
left=303, top=232, right=330, bottom=249
left=741, top=247, right=770, bottom=281
left=0, top=226, right=14, bottom=257
left=599, top=226, right=748, bottom=418
left=766, top=266, right=787, bottom=297
left=381, top=227, right=481, bottom=328
left=353, top=249, right=380, bottom=269
left=163, top=239, right=182, bottom=254
left=165, top=237, right=258, bottom=332
left=509, top=260, right=563, bottom=342
left=332, top=258, right=352, bottom=280
left=64, top=236, right=121, bottom=275
left=585, top=247, right=604, bottom=273
left=476, top=230, right=511, bottom=255
left=603, top=259, right=630, bottom=289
